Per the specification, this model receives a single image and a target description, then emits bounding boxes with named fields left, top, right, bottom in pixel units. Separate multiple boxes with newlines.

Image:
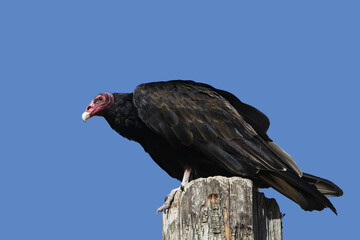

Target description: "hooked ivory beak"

left=82, top=112, right=91, bottom=122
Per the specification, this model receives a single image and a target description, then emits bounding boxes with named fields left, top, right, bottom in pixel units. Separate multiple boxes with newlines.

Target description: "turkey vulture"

left=82, top=80, right=342, bottom=214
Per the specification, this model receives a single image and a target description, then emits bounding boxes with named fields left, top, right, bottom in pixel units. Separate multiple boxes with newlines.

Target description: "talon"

left=156, top=187, right=181, bottom=215
left=156, top=167, right=192, bottom=215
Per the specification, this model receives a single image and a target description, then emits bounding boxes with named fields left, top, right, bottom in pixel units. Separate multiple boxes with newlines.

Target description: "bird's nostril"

left=86, top=106, right=92, bottom=111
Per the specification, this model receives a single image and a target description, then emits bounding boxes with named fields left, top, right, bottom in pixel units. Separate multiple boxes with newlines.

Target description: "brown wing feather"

left=133, top=81, right=291, bottom=176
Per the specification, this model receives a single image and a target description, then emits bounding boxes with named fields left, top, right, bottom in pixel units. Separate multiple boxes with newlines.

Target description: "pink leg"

left=181, top=167, right=192, bottom=187
left=156, top=167, right=192, bottom=215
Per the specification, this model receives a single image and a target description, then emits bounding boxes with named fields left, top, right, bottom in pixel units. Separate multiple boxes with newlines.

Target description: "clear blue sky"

left=1, top=1, right=359, bottom=239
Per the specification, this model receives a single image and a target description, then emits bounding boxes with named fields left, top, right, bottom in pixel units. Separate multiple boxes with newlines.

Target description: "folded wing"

left=133, top=80, right=301, bottom=177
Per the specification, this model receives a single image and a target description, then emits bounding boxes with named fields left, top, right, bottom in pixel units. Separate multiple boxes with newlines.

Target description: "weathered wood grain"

left=162, top=176, right=282, bottom=240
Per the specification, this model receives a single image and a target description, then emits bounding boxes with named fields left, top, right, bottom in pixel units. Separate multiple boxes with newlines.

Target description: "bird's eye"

left=99, top=97, right=103, bottom=101
left=94, top=99, right=98, bottom=104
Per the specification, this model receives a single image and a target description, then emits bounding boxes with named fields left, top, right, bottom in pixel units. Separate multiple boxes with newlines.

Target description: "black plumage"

left=84, top=80, right=343, bottom=214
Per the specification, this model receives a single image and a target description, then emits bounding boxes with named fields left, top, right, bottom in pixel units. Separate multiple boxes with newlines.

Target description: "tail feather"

left=259, top=171, right=339, bottom=214
left=302, top=172, right=343, bottom=197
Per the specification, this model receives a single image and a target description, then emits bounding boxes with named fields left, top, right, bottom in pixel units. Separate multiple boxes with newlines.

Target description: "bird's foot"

left=156, top=185, right=184, bottom=215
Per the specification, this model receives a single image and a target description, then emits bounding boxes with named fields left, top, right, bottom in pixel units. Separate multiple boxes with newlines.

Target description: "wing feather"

left=133, top=81, right=299, bottom=176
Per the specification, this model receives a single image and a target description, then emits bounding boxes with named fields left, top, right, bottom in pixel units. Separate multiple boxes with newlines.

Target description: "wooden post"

left=162, top=176, right=282, bottom=240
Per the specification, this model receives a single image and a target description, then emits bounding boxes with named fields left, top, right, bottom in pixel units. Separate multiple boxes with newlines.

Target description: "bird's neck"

left=104, top=93, right=148, bottom=141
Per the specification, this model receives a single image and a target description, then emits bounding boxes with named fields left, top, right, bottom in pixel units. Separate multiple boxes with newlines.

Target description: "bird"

left=82, top=80, right=343, bottom=214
